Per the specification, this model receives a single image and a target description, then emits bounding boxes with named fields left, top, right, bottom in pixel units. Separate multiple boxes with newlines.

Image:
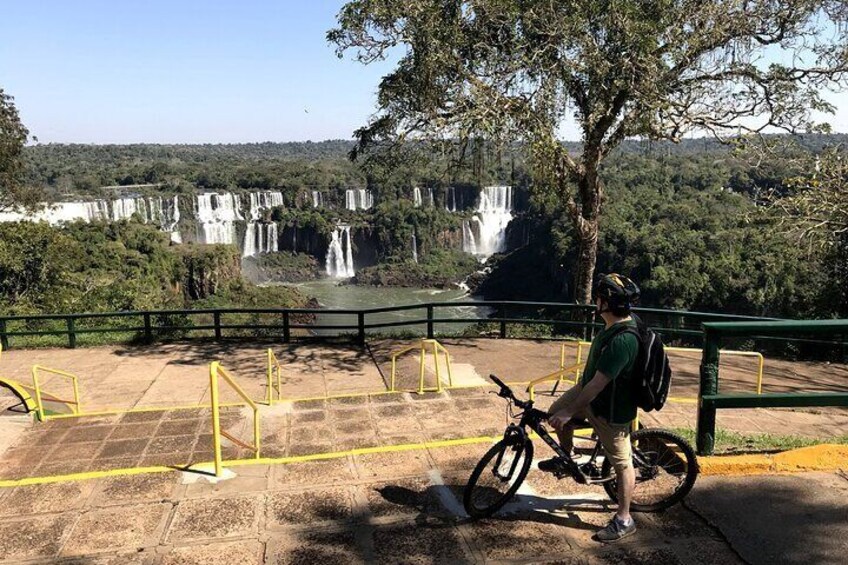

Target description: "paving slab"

left=688, top=472, right=848, bottom=565
left=60, top=502, right=170, bottom=557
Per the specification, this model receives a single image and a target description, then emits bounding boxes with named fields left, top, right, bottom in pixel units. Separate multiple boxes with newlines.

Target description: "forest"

left=0, top=135, right=846, bottom=322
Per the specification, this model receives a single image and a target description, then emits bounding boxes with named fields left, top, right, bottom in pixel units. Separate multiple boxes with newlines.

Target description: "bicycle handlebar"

left=489, top=374, right=530, bottom=409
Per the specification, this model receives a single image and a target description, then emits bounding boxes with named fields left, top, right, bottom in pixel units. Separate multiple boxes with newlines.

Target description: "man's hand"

left=549, top=409, right=574, bottom=431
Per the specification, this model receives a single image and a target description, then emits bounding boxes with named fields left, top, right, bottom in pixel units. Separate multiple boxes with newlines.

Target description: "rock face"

left=179, top=245, right=242, bottom=300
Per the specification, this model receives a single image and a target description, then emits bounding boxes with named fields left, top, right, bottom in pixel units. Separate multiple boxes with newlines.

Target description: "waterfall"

left=163, top=196, right=181, bottom=243
left=0, top=195, right=179, bottom=241
left=345, top=189, right=373, bottom=210
left=196, top=193, right=242, bottom=245
left=445, top=187, right=458, bottom=212
left=325, top=225, right=355, bottom=278
left=427, top=187, right=434, bottom=207
left=412, top=232, right=418, bottom=264
left=242, top=191, right=284, bottom=257
left=312, top=191, right=324, bottom=208
left=413, top=187, right=422, bottom=207
left=462, top=221, right=477, bottom=255
left=463, top=186, right=512, bottom=258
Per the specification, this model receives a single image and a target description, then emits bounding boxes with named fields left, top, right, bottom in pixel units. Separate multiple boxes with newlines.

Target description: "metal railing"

left=209, top=361, right=260, bottom=477
left=266, top=348, right=283, bottom=404
left=30, top=365, right=82, bottom=421
left=0, top=302, right=795, bottom=351
left=697, top=319, right=848, bottom=455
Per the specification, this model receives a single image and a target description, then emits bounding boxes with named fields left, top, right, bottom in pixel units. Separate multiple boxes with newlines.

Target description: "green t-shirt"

left=580, top=320, right=639, bottom=424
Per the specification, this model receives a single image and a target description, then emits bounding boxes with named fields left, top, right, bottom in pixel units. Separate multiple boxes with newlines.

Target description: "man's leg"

left=615, top=463, right=635, bottom=522
left=547, top=385, right=582, bottom=454
left=590, top=415, right=637, bottom=542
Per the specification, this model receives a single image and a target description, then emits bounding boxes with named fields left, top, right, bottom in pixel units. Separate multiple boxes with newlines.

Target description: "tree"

left=769, top=145, right=847, bottom=316
left=0, top=88, right=40, bottom=211
left=330, top=0, right=848, bottom=302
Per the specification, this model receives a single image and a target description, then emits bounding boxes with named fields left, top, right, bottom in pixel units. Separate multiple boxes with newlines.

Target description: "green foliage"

left=0, top=220, right=306, bottom=319
left=672, top=427, right=848, bottom=455
left=355, top=248, right=479, bottom=288
left=0, top=88, right=42, bottom=211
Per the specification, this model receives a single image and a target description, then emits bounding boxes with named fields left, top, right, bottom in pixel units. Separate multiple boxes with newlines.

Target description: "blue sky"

left=1, top=1, right=846, bottom=144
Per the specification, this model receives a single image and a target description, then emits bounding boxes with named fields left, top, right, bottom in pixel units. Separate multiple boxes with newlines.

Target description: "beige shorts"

left=549, top=385, right=633, bottom=472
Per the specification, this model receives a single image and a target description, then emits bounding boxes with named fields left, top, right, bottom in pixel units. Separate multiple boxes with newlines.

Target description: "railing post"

left=67, top=317, right=76, bottom=349
left=697, top=326, right=721, bottom=456
left=0, top=318, right=8, bottom=351
left=143, top=313, right=153, bottom=343
left=357, top=312, right=366, bottom=346
left=499, top=305, right=507, bottom=339
left=213, top=311, right=222, bottom=340
left=426, top=305, right=434, bottom=339
left=282, top=311, right=290, bottom=343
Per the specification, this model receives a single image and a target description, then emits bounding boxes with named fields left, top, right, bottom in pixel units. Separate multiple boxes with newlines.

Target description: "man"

left=541, top=273, right=641, bottom=543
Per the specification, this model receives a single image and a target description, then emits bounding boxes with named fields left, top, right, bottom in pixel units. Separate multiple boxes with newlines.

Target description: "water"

left=345, top=189, right=373, bottom=210
left=463, top=185, right=513, bottom=258
left=196, top=193, right=242, bottom=245
left=242, top=191, right=284, bottom=257
left=290, top=280, right=491, bottom=336
left=325, top=226, right=355, bottom=278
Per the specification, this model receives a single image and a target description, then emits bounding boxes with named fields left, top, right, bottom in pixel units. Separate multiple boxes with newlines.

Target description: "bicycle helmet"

left=593, top=273, right=640, bottom=316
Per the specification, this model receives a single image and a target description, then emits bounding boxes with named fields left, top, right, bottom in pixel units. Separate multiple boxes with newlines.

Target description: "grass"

left=672, top=427, right=848, bottom=455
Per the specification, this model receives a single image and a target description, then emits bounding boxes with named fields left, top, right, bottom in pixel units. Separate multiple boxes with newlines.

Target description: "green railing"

left=0, top=302, right=780, bottom=351
left=697, top=319, right=848, bottom=455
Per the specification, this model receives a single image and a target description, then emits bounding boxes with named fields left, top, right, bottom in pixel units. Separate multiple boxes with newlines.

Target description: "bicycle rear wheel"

left=602, top=428, right=698, bottom=512
left=463, top=437, right=533, bottom=519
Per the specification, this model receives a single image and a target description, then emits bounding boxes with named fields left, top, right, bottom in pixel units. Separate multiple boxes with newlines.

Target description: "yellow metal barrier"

left=527, top=362, right=585, bottom=401
left=209, top=361, right=261, bottom=477
left=30, top=365, right=82, bottom=422
left=390, top=339, right=454, bottom=394
left=573, top=341, right=765, bottom=395
left=664, top=346, right=765, bottom=395
left=266, top=348, right=283, bottom=404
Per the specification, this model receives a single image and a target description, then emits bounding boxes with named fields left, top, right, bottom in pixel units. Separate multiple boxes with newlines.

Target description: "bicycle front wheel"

left=602, top=428, right=699, bottom=512
left=463, top=437, right=534, bottom=519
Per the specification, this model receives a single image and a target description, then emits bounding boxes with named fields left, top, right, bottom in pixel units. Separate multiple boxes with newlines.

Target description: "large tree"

left=0, top=88, right=39, bottom=212
left=330, top=0, right=848, bottom=302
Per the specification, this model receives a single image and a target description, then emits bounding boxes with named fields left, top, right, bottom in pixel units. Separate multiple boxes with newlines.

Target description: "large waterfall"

left=345, top=189, right=373, bottom=211
left=413, top=187, right=422, bottom=207
left=311, top=191, right=324, bottom=208
left=325, top=225, right=355, bottom=278
left=242, top=191, right=284, bottom=257
left=0, top=195, right=181, bottom=241
left=462, top=186, right=513, bottom=258
left=196, top=193, right=243, bottom=245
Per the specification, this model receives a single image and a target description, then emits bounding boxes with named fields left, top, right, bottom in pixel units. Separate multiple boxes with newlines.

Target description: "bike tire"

left=602, top=428, right=699, bottom=512
left=463, top=437, right=534, bottom=519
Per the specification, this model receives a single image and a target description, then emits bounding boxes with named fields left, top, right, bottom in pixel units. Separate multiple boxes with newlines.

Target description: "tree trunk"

left=571, top=166, right=603, bottom=304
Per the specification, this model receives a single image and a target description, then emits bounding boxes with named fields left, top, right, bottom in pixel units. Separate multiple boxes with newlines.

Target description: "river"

left=286, top=280, right=492, bottom=336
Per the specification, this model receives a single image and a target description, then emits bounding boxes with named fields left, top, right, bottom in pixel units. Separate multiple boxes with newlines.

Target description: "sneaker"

left=595, top=516, right=637, bottom=543
left=537, top=457, right=567, bottom=473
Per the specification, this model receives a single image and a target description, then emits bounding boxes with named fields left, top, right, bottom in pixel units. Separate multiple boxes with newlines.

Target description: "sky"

left=1, top=0, right=847, bottom=144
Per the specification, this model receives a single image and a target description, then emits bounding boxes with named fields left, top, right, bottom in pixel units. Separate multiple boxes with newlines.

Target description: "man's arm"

left=549, top=371, right=612, bottom=430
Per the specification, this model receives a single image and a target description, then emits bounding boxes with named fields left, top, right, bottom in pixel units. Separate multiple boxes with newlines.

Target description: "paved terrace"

left=0, top=339, right=845, bottom=563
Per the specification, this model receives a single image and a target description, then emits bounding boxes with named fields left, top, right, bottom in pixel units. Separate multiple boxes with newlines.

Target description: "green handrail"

left=697, top=319, right=848, bottom=455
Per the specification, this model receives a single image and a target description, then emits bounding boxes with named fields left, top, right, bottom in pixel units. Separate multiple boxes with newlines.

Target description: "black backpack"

left=604, top=315, right=672, bottom=412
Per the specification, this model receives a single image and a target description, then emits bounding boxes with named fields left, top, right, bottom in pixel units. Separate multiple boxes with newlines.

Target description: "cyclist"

left=541, top=273, right=641, bottom=543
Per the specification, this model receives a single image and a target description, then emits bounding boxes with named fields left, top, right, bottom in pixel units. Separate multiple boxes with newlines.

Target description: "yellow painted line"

left=42, top=402, right=246, bottom=420
left=0, top=428, right=603, bottom=488
left=0, top=464, right=188, bottom=488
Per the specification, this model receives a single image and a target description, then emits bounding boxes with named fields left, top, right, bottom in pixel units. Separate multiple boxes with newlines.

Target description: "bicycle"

left=463, top=374, right=699, bottom=519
